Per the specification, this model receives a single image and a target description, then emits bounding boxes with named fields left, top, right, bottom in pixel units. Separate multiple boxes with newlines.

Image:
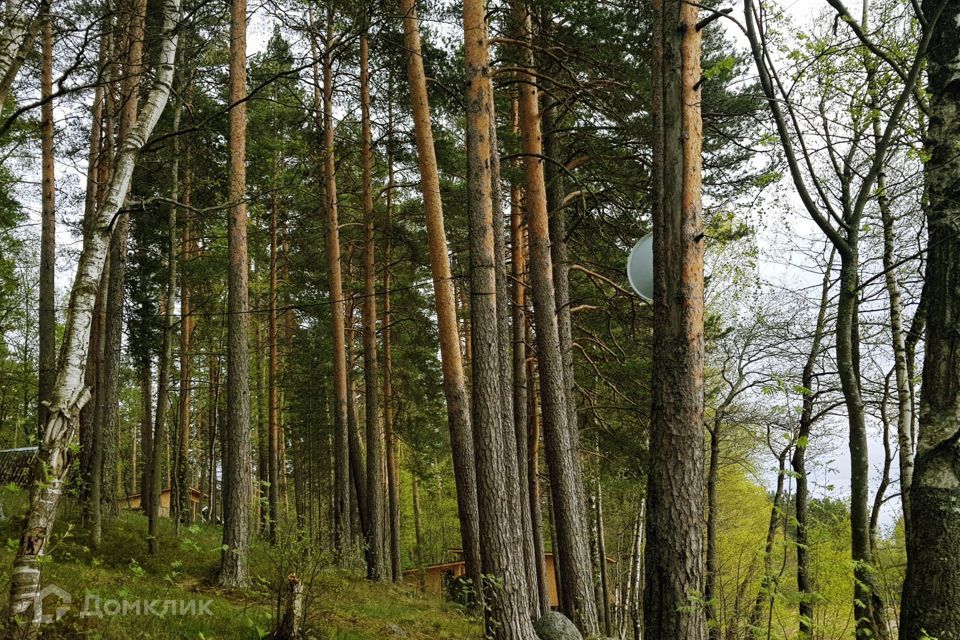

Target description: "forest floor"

left=0, top=499, right=482, bottom=639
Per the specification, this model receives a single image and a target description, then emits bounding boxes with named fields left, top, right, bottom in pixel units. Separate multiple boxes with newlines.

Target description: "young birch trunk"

left=7, top=0, right=179, bottom=626
left=359, top=30, right=386, bottom=581
left=643, top=0, right=706, bottom=638
left=218, top=0, right=251, bottom=587
left=463, top=0, right=535, bottom=635
left=0, top=0, right=35, bottom=107
left=399, top=0, right=482, bottom=594
left=511, top=1, right=597, bottom=632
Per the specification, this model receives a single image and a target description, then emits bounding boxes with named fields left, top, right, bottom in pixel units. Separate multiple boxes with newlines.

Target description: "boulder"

left=533, top=612, right=583, bottom=640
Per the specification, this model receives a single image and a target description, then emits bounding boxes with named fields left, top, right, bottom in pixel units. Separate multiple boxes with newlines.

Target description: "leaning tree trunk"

left=218, top=0, right=251, bottom=587
left=0, top=0, right=35, bottom=108
left=511, top=1, right=598, bottom=633
left=6, top=0, right=180, bottom=627
left=463, top=0, right=536, bottom=635
left=643, top=0, right=706, bottom=639
left=900, top=2, right=960, bottom=636
left=400, top=0, right=482, bottom=594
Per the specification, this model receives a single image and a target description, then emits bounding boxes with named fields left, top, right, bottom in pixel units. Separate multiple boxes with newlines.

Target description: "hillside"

left=0, top=507, right=481, bottom=639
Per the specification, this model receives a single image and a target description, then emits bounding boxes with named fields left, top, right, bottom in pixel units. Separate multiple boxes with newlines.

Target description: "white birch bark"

left=7, top=0, right=180, bottom=629
left=0, top=0, right=35, bottom=105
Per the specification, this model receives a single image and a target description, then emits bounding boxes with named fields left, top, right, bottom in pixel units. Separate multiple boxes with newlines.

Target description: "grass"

left=0, top=495, right=482, bottom=639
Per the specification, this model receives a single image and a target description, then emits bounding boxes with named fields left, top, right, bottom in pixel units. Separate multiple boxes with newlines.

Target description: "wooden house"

left=117, top=487, right=205, bottom=521
left=402, top=551, right=614, bottom=608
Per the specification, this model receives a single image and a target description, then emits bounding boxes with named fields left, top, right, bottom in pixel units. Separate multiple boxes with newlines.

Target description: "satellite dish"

left=626, top=234, right=653, bottom=302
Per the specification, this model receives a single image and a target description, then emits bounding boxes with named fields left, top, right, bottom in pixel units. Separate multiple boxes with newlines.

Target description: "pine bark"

left=318, top=7, right=353, bottom=563
left=358, top=30, right=386, bottom=581
left=510, top=113, right=549, bottom=615
left=643, top=0, right=706, bottom=638
left=463, top=0, right=535, bottom=635
left=218, top=0, right=251, bottom=587
left=383, top=142, right=402, bottom=583
left=399, top=0, right=482, bottom=593
left=511, top=1, right=598, bottom=632
left=900, top=2, right=960, bottom=636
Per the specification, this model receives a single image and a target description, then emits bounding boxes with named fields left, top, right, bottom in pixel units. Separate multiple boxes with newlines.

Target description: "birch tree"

left=6, top=0, right=180, bottom=627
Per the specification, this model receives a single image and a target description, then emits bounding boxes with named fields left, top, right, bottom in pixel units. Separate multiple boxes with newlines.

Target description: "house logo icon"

left=37, top=584, right=71, bottom=624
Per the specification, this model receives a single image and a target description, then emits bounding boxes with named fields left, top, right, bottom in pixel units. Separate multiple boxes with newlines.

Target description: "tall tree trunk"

left=37, top=0, right=55, bottom=434
left=218, top=0, right=251, bottom=586
left=176, top=173, right=194, bottom=525
left=412, top=470, right=425, bottom=591
left=510, top=116, right=549, bottom=614
left=873, top=102, right=914, bottom=537
left=206, top=350, right=220, bottom=520
left=511, top=1, right=597, bottom=632
left=463, top=1, right=535, bottom=635
left=836, top=251, right=887, bottom=638
left=627, top=500, right=644, bottom=640
left=89, top=256, right=110, bottom=545
left=314, top=6, right=352, bottom=562
left=6, top=0, right=180, bottom=625
left=644, top=0, right=706, bottom=638
left=748, top=448, right=789, bottom=637
left=399, top=0, right=482, bottom=593
left=383, top=133, right=402, bottom=583
left=268, top=185, right=280, bottom=543
left=359, top=29, right=386, bottom=581
left=595, top=480, right=611, bottom=637
left=149, top=94, right=181, bottom=554
left=527, top=358, right=550, bottom=612
left=139, top=358, right=153, bottom=506
left=103, top=0, right=144, bottom=524
left=792, top=250, right=832, bottom=640
left=705, top=423, right=720, bottom=640
left=255, top=315, right=268, bottom=530
left=346, top=308, right=368, bottom=541
left=900, top=3, right=960, bottom=636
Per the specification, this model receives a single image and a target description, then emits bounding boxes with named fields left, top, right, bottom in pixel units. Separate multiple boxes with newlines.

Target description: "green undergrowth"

left=0, top=499, right=481, bottom=640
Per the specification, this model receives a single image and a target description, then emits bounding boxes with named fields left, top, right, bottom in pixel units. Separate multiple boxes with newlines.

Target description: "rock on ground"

left=533, top=612, right=583, bottom=640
